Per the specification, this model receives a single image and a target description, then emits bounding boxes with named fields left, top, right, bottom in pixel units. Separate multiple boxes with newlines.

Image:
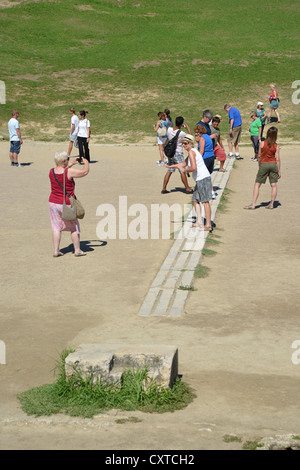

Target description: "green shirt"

left=250, top=118, right=262, bottom=136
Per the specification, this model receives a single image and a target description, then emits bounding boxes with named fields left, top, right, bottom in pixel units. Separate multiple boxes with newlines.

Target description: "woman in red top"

left=244, top=127, right=281, bottom=210
left=49, top=151, right=89, bottom=257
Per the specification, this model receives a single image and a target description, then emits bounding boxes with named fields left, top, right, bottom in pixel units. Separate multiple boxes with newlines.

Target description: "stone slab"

left=65, top=344, right=179, bottom=388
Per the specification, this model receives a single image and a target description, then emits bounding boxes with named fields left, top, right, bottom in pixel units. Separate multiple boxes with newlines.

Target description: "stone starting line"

left=138, top=157, right=235, bottom=318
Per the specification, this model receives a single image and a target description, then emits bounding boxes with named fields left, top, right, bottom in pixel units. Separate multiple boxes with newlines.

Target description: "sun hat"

left=181, top=134, right=195, bottom=143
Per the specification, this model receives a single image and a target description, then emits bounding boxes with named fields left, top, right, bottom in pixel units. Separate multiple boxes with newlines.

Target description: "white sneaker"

left=227, top=153, right=234, bottom=158
left=211, top=191, right=217, bottom=199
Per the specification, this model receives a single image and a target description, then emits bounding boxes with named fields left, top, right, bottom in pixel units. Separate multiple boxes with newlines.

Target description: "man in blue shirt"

left=197, top=109, right=214, bottom=135
left=224, top=104, right=242, bottom=159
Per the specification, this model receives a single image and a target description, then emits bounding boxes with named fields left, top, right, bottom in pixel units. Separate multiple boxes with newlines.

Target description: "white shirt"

left=8, top=118, right=20, bottom=141
left=70, top=115, right=79, bottom=136
left=167, top=127, right=187, bottom=153
left=77, top=119, right=90, bottom=138
left=189, top=148, right=210, bottom=182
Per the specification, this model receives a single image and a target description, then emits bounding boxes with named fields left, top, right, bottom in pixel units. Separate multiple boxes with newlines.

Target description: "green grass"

left=17, top=349, right=195, bottom=418
left=217, top=188, right=234, bottom=213
left=0, top=0, right=299, bottom=142
left=178, top=284, right=196, bottom=291
left=194, top=264, right=211, bottom=279
left=202, top=248, right=217, bottom=257
left=223, top=434, right=243, bottom=443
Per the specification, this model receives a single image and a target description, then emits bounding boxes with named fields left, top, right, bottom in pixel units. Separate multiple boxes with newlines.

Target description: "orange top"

left=260, top=141, right=277, bottom=164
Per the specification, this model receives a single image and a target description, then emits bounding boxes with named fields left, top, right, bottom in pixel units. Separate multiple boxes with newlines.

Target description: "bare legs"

left=67, top=140, right=73, bottom=158
left=244, top=182, right=277, bottom=209
left=158, top=143, right=165, bottom=162
left=228, top=141, right=239, bottom=155
left=192, top=201, right=212, bottom=230
left=52, top=230, right=85, bottom=256
left=9, top=151, right=18, bottom=164
left=268, top=108, right=281, bottom=123
left=162, top=171, right=192, bottom=193
left=52, top=231, right=62, bottom=255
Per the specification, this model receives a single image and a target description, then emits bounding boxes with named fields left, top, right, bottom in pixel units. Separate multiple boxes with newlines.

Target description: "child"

left=210, top=116, right=227, bottom=172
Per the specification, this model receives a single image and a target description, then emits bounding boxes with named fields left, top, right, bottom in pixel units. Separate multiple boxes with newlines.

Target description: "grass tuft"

left=194, top=265, right=211, bottom=278
left=18, top=349, right=195, bottom=418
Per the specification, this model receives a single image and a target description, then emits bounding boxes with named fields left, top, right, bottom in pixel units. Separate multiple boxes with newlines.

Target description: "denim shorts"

left=10, top=140, right=21, bottom=154
left=69, top=134, right=78, bottom=142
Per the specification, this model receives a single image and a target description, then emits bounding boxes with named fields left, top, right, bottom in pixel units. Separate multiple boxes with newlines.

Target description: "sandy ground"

left=0, top=140, right=299, bottom=450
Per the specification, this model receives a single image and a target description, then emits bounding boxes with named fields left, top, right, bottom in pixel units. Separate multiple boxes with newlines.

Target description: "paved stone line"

left=138, top=157, right=235, bottom=317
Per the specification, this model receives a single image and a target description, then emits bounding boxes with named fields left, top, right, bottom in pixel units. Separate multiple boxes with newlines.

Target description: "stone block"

left=65, top=344, right=179, bottom=388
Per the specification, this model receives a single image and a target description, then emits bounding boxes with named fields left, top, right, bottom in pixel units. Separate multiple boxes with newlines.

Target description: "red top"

left=49, top=168, right=75, bottom=204
left=260, top=141, right=277, bottom=164
left=269, top=89, right=278, bottom=100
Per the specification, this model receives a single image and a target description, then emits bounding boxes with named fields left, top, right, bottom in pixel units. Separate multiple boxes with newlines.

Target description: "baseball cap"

left=257, top=101, right=264, bottom=106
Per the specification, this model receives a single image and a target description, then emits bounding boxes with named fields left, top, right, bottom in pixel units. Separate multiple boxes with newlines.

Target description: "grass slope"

left=0, top=0, right=299, bottom=142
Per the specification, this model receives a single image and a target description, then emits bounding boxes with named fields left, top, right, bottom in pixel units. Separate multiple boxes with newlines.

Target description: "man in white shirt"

left=8, top=109, right=23, bottom=167
left=161, top=116, right=193, bottom=194
left=67, top=107, right=79, bottom=157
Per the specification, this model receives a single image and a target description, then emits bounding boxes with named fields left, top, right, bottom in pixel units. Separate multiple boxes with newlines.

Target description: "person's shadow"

left=60, top=239, right=107, bottom=255
left=257, top=200, right=281, bottom=209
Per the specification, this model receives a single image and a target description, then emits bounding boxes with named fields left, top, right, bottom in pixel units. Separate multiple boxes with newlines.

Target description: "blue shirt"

left=196, top=120, right=211, bottom=135
left=228, top=107, right=242, bottom=128
left=198, top=134, right=215, bottom=159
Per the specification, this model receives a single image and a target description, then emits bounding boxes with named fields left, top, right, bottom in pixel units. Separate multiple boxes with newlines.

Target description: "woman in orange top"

left=244, top=127, right=281, bottom=210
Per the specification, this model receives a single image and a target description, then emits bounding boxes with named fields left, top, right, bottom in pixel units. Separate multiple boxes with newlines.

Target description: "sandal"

left=244, top=205, right=255, bottom=210
left=204, top=226, right=213, bottom=232
left=74, top=251, right=87, bottom=257
left=53, top=251, right=63, bottom=257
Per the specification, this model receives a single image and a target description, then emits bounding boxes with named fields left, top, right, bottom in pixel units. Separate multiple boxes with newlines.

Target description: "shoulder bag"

left=157, top=121, right=167, bottom=137
left=163, top=130, right=181, bottom=164
left=52, top=169, right=85, bottom=220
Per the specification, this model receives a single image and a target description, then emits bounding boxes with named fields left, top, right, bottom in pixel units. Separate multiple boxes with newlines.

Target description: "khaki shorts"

left=256, top=162, right=278, bottom=184
left=227, top=125, right=242, bottom=144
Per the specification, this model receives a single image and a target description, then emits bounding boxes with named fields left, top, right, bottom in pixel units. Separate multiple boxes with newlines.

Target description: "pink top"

left=49, top=168, right=75, bottom=205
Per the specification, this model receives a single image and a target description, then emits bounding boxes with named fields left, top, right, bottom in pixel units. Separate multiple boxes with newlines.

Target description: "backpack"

left=164, top=130, right=181, bottom=164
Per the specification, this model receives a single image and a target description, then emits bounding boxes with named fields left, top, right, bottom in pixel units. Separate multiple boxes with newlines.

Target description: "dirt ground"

left=0, top=140, right=299, bottom=450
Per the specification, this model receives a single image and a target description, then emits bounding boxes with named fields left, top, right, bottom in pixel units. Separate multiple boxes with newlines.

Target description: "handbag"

left=52, top=169, right=85, bottom=220
left=163, top=130, right=181, bottom=164
left=157, top=122, right=167, bottom=137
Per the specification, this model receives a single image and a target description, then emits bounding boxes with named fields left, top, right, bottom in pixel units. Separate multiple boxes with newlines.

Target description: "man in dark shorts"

left=8, top=109, right=23, bottom=167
